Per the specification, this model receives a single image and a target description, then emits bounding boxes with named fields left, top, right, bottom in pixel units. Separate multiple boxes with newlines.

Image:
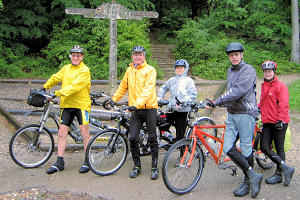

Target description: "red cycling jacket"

left=258, top=76, right=290, bottom=124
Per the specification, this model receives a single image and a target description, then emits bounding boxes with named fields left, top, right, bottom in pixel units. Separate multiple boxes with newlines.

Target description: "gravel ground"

left=0, top=73, right=299, bottom=199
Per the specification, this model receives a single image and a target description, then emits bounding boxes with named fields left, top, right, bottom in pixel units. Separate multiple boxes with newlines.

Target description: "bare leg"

left=80, top=125, right=90, bottom=152
left=57, top=124, right=69, bottom=157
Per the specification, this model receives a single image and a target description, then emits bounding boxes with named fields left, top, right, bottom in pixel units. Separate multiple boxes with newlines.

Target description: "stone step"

left=150, top=38, right=176, bottom=79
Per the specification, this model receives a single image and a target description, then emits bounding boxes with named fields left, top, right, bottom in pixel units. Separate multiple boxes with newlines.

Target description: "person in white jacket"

left=157, top=59, right=197, bottom=141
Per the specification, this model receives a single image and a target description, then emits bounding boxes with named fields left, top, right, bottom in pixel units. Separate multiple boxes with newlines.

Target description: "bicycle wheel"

left=86, top=129, right=128, bottom=176
left=9, top=124, right=54, bottom=168
left=253, top=132, right=275, bottom=169
left=162, top=139, right=205, bottom=195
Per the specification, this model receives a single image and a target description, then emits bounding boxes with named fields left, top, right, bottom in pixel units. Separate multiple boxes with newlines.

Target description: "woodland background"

left=0, top=0, right=299, bottom=80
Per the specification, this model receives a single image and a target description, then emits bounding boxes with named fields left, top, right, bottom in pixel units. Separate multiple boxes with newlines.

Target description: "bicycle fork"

left=180, top=135, right=198, bottom=167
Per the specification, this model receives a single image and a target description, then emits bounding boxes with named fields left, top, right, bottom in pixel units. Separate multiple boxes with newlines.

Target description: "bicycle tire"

left=162, top=139, right=205, bottom=195
left=86, top=129, right=128, bottom=176
left=253, top=132, right=275, bottom=169
left=186, top=117, right=217, bottom=138
left=186, top=117, right=219, bottom=155
left=9, top=124, right=54, bottom=168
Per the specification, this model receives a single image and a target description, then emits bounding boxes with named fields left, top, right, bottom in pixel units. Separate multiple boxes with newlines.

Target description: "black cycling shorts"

left=60, top=108, right=89, bottom=126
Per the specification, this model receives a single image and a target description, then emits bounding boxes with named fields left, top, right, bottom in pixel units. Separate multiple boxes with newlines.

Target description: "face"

left=263, top=69, right=275, bottom=81
left=175, top=66, right=185, bottom=75
left=70, top=53, right=84, bottom=66
left=228, top=52, right=243, bottom=65
left=132, top=52, right=145, bottom=66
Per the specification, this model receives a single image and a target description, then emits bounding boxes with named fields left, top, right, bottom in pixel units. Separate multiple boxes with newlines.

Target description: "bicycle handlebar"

left=174, top=96, right=206, bottom=109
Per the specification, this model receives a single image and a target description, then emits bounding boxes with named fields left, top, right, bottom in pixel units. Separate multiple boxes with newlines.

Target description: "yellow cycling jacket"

left=112, top=61, right=158, bottom=109
left=43, top=62, right=91, bottom=112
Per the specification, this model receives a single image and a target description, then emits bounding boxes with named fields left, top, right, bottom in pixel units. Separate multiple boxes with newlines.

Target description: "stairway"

left=150, top=35, right=176, bottom=79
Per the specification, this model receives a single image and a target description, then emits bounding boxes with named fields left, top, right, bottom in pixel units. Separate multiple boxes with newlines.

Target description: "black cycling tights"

left=260, top=123, right=288, bottom=166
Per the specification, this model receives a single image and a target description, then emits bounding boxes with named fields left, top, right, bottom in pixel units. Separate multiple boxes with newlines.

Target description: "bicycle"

left=22, top=91, right=109, bottom=143
left=85, top=97, right=217, bottom=176
left=9, top=90, right=108, bottom=168
left=161, top=101, right=274, bottom=195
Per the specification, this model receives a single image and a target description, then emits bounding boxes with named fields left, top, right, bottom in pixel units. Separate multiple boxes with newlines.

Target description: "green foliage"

left=0, top=0, right=158, bottom=79
left=171, top=0, right=297, bottom=80
left=289, top=80, right=300, bottom=113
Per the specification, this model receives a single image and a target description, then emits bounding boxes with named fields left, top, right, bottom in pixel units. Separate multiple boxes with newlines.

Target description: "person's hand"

left=206, top=101, right=215, bottom=108
left=102, top=98, right=116, bottom=110
left=275, top=121, right=284, bottom=131
left=45, top=92, right=55, bottom=101
left=127, top=106, right=137, bottom=112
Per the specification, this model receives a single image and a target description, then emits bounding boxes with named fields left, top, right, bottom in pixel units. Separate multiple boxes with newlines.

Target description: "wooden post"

left=65, top=1, right=159, bottom=95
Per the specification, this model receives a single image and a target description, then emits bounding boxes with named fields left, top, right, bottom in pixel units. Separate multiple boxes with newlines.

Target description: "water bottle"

left=69, top=124, right=83, bottom=144
left=163, top=131, right=174, bottom=142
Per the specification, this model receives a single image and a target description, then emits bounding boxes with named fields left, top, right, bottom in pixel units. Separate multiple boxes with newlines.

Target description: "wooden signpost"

left=65, top=1, right=159, bottom=95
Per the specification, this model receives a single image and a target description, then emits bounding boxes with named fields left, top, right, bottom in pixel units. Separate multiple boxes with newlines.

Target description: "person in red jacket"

left=258, top=60, right=294, bottom=186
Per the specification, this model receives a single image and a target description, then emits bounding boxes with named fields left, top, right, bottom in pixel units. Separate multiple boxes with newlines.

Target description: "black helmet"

left=70, top=45, right=84, bottom=54
left=132, top=45, right=146, bottom=54
left=225, top=42, right=244, bottom=54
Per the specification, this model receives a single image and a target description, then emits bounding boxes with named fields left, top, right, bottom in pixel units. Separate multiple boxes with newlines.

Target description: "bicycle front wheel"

left=162, top=139, right=205, bottom=195
left=253, top=132, right=275, bottom=169
left=86, top=129, right=128, bottom=176
left=9, top=124, right=54, bottom=168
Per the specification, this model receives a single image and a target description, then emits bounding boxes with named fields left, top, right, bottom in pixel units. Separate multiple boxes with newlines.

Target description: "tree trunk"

left=291, top=0, right=300, bottom=64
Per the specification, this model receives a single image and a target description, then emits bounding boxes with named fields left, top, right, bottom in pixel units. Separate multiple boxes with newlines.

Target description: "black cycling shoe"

left=46, top=161, right=64, bottom=174
left=150, top=167, right=159, bottom=180
left=79, top=161, right=90, bottom=173
left=129, top=166, right=141, bottom=178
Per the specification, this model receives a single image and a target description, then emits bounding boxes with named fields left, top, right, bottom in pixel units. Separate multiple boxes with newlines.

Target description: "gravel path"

left=0, top=73, right=299, bottom=200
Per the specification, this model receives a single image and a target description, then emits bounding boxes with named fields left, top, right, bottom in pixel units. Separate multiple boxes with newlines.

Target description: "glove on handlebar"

left=206, top=101, right=215, bottom=108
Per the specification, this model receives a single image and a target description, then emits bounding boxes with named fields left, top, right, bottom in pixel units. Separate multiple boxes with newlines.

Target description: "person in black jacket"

left=206, top=42, right=262, bottom=198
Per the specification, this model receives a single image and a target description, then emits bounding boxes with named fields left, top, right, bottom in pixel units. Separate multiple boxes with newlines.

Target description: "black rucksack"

left=27, top=89, right=46, bottom=107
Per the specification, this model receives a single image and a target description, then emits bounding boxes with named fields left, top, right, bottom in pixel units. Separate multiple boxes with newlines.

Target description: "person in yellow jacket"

left=43, top=45, right=91, bottom=174
left=110, top=45, right=159, bottom=179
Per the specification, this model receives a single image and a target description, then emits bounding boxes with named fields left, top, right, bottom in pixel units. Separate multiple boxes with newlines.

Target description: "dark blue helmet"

left=174, top=59, right=187, bottom=68
left=132, top=46, right=146, bottom=54
left=225, top=42, right=244, bottom=54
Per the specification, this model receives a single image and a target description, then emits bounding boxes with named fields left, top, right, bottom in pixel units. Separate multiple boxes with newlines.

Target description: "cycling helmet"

left=132, top=45, right=146, bottom=54
left=70, top=45, right=84, bottom=54
left=262, top=60, right=277, bottom=70
left=174, top=59, right=187, bottom=68
left=225, top=42, right=244, bottom=54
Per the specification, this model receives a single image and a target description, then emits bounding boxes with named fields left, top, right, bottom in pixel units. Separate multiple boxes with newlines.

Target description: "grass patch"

left=289, top=79, right=300, bottom=113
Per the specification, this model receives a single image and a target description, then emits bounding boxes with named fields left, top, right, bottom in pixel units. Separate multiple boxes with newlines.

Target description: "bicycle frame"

left=184, top=123, right=262, bottom=167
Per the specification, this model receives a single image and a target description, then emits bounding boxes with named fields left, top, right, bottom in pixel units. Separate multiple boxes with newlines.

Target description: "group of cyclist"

left=41, top=42, right=294, bottom=198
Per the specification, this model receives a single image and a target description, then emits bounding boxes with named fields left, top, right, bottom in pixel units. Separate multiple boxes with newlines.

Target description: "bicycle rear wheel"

left=253, top=132, right=275, bottom=169
left=86, top=129, right=128, bottom=176
left=162, top=139, right=205, bottom=195
left=9, top=124, right=54, bottom=168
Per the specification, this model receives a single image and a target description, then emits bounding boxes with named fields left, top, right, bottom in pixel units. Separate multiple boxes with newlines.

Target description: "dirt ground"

left=0, top=73, right=299, bottom=200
